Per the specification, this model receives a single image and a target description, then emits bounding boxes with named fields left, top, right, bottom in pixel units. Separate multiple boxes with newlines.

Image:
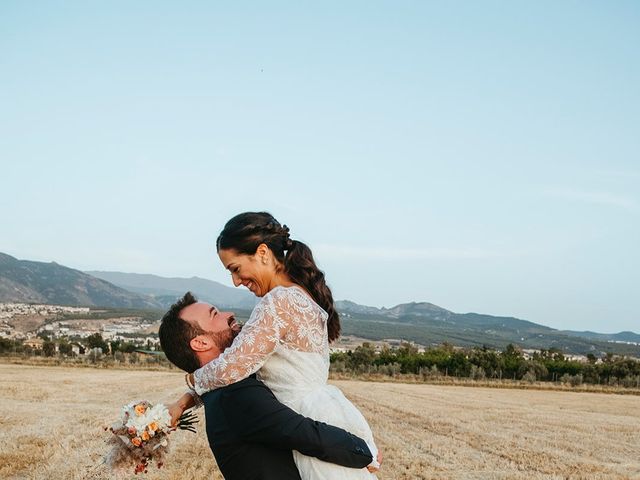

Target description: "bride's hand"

left=167, top=392, right=197, bottom=428
left=167, top=401, right=186, bottom=428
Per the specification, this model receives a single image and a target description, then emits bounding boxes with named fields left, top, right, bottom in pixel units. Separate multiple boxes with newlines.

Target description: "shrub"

left=522, top=370, right=537, bottom=383
left=378, top=363, right=401, bottom=377
left=470, top=365, right=486, bottom=380
left=570, top=374, right=583, bottom=387
left=330, top=360, right=347, bottom=373
left=621, top=375, right=640, bottom=388
left=87, top=347, right=103, bottom=363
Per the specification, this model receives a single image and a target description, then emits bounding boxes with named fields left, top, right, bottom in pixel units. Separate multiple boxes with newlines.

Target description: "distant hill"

left=337, top=300, right=640, bottom=357
left=336, top=300, right=453, bottom=319
left=560, top=330, right=640, bottom=344
left=0, top=253, right=162, bottom=309
left=335, top=300, right=385, bottom=316
left=384, top=301, right=453, bottom=320
left=2, top=253, right=638, bottom=356
left=86, top=271, right=257, bottom=310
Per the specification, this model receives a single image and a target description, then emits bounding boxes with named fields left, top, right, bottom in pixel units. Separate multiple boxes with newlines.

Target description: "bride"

left=177, top=212, right=379, bottom=479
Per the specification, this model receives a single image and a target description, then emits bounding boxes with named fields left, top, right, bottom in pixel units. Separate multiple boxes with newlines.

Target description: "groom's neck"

left=196, top=349, right=221, bottom=368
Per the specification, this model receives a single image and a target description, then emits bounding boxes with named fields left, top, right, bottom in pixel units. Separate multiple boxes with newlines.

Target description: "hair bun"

left=264, top=219, right=279, bottom=232
left=280, top=224, right=293, bottom=250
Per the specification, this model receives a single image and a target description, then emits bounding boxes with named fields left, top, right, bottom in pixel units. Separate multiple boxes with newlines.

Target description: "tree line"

left=330, top=342, right=640, bottom=388
left=3, top=335, right=639, bottom=387
left=0, top=333, right=156, bottom=357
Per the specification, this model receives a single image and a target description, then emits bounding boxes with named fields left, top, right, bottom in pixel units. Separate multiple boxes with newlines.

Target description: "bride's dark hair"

left=216, top=212, right=340, bottom=342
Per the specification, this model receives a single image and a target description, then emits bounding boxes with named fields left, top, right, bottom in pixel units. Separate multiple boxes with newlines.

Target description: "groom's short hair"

left=159, top=291, right=204, bottom=373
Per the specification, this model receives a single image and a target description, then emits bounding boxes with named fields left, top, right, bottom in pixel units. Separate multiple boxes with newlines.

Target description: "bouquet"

left=105, top=400, right=197, bottom=474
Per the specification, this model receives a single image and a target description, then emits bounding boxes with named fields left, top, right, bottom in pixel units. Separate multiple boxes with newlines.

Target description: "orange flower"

left=141, top=431, right=150, bottom=441
left=134, top=404, right=147, bottom=416
left=127, top=427, right=137, bottom=436
left=148, top=422, right=158, bottom=432
left=131, top=437, right=142, bottom=447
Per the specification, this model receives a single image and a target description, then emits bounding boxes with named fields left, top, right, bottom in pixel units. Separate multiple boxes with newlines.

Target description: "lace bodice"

left=193, top=285, right=329, bottom=396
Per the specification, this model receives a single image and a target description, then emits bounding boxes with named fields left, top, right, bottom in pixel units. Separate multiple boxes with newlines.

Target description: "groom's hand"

left=366, top=450, right=382, bottom=473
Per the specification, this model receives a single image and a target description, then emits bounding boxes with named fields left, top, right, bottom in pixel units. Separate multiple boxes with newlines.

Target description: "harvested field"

left=0, top=365, right=638, bottom=479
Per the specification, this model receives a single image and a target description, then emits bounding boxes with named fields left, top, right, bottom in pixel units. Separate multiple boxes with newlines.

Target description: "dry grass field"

left=1, top=365, right=638, bottom=480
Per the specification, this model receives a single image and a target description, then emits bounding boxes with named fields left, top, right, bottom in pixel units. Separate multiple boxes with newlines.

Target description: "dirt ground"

left=1, top=365, right=638, bottom=479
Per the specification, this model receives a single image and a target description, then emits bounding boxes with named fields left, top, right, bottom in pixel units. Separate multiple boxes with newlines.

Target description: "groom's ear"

left=189, top=335, right=213, bottom=352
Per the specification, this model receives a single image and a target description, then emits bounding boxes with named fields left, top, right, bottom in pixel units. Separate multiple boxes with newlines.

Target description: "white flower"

left=147, top=404, right=172, bottom=429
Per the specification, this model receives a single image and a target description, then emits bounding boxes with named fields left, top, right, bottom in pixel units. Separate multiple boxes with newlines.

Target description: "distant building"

left=329, top=346, right=350, bottom=353
left=565, top=354, right=588, bottom=363
left=24, top=338, right=44, bottom=350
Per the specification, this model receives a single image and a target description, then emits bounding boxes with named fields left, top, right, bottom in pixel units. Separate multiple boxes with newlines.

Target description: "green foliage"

left=330, top=342, right=640, bottom=387
left=108, top=340, right=137, bottom=353
left=0, top=337, right=26, bottom=354
left=349, top=343, right=377, bottom=369
left=58, top=340, right=73, bottom=356
left=86, top=333, right=109, bottom=353
left=42, top=340, right=56, bottom=357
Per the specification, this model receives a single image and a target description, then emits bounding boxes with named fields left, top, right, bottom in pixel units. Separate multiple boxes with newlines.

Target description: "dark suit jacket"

left=201, top=376, right=372, bottom=480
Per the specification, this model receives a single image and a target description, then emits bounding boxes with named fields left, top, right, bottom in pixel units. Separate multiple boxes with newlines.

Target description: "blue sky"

left=1, top=2, right=638, bottom=332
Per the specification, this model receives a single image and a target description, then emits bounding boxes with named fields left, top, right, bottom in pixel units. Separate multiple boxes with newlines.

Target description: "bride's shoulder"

left=262, top=285, right=311, bottom=307
left=251, top=287, right=300, bottom=322
left=255, top=285, right=292, bottom=309
left=255, top=286, right=326, bottom=322
left=263, top=285, right=297, bottom=302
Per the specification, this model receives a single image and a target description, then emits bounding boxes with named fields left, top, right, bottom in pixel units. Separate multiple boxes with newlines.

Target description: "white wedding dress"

left=193, top=285, right=378, bottom=479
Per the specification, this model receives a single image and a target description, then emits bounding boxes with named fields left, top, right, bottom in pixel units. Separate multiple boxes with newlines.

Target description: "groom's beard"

left=207, top=324, right=241, bottom=352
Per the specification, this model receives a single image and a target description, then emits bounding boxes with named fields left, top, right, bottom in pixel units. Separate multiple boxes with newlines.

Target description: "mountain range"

left=86, top=271, right=258, bottom=310
left=0, top=253, right=160, bottom=309
left=335, top=300, right=640, bottom=355
left=1, top=252, right=638, bottom=356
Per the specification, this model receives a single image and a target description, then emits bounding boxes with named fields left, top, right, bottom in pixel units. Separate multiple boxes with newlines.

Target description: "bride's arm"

left=192, top=291, right=287, bottom=395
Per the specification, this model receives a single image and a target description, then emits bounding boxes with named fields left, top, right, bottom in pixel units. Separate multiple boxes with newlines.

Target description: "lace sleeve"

left=192, top=290, right=288, bottom=395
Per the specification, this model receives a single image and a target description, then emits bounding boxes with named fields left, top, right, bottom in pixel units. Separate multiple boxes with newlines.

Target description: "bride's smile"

left=219, top=241, right=294, bottom=298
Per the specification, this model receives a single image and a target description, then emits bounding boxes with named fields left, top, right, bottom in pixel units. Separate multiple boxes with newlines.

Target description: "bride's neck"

left=267, top=271, right=298, bottom=291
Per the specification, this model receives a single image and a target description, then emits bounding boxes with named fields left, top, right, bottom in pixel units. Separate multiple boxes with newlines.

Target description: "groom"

left=158, top=292, right=375, bottom=480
